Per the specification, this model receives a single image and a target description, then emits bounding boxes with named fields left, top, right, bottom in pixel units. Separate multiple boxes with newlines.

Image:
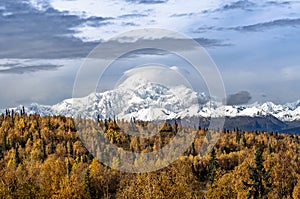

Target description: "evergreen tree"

left=236, top=129, right=241, bottom=144
left=243, top=146, right=272, bottom=199
left=14, top=145, right=21, bottom=166
left=190, top=142, right=197, bottom=156
left=208, top=147, right=217, bottom=185
left=20, top=105, right=26, bottom=116
left=2, top=132, right=7, bottom=151
left=242, top=134, right=247, bottom=147
left=83, top=168, right=91, bottom=192
left=66, top=158, right=71, bottom=177
left=41, top=139, right=47, bottom=160
left=104, top=119, right=108, bottom=131
left=83, top=167, right=96, bottom=198
left=68, top=140, right=73, bottom=157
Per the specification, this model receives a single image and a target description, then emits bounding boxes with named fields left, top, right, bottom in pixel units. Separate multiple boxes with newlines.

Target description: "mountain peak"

left=1, top=83, right=300, bottom=123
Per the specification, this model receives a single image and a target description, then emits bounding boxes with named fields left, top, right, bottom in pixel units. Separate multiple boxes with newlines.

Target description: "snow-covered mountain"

left=2, top=82, right=300, bottom=122
left=208, top=101, right=300, bottom=122
left=36, top=82, right=203, bottom=121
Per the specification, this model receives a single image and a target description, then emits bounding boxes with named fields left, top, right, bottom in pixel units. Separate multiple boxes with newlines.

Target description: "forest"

left=0, top=110, right=300, bottom=198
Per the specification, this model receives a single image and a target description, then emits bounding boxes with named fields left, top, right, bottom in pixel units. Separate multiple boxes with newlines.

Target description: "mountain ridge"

left=2, top=82, right=300, bottom=133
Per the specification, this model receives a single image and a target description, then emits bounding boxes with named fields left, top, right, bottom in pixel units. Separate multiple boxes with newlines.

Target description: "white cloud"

left=47, top=0, right=222, bottom=41
left=116, top=65, right=192, bottom=89
left=40, top=0, right=300, bottom=42
left=28, top=0, right=51, bottom=11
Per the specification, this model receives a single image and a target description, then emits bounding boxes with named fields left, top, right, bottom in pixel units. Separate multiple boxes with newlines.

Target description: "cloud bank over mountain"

left=0, top=0, right=300, bottom=107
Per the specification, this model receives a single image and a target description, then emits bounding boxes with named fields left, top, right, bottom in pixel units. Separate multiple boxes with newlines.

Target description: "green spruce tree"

left=243, top=146, right=272, bottom=199
left=208, top=147, right=217, bottom=185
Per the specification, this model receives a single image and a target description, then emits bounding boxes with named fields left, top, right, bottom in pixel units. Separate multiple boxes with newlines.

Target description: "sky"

left=0, top=0, right=300, bottom=108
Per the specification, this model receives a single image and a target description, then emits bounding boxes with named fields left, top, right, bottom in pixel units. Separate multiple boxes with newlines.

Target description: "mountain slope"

left=2, top=82, right=300, bottom=133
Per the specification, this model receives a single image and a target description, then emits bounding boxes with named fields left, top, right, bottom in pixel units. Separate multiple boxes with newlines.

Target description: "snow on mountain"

left=2, top=83, right=300, bottom=122
left=47, top=82, right=200, bottom=121
left=211, top=102, right=300, bottom=122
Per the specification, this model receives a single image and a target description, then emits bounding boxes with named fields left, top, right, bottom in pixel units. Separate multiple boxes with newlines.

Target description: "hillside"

left=1, top=111, right=300, bottom=198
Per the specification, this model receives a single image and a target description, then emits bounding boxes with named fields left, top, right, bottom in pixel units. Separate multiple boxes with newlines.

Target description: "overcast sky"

left=0, top=0, right=300, bottom=108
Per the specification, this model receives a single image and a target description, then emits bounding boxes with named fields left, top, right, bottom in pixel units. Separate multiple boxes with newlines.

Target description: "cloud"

left=86, top=37, right=229, bottom=59
left=264, top=1, right=292, bottom=7
left=119, top=13, right=149, bottom=19
left=218, top=0, right=256, bottom=11
left=225, top=91, right=252, bottom=105
left=170, top=13, right=196, bottom=17
left=197, top=17, right=300, bottom=33
left=0, top=58, right=83, bottom=108
left=193, top=26, right=220, bottom=33
left=84, top=16, right=114, bottom=27
left=116, top=65, right=191, bottom=89
left=194, top=38, right=231, bottom=47
left=121, top=22, right=139, bottom=27
left=47, top=0, right=228, bottom=42
left=125, top=0, right=168, bottom=4
left=0, top=64, right=62, bottom=74
left=0, top=0, right=98, bottom=59
left=175, top=0, right=257, bottom=17
left=0, top=0, right=228, bottom=59
left=231, top=18, right=300, bottom=32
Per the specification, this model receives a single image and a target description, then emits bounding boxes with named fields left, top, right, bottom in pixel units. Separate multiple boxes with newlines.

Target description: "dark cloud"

left=265, top=1, right=291, bottom=7
left=85, top=21, right=113, bottom=28
left=195, top=18, right=300, bottom=33
left=86, top=16, right=114, bottom=21
left=194, top=38, right=231, bottom=47
left=225, top=91, right=252, bottom=105
left=0, top=0, right=100, bottom=59
left=231, top=18, right=300, bottom=32
left=170, top=1, right=257, bottom=17
left=170, top=13, right=196, bottom=17
left=87, top=37, right=229, bottom=59
left=0, top=0, right=231, bottom=60
left=192, top=1, right=256, bottom=17
left=219, top=0, right=256, bottom=11
left=0, top=64, right=62, bottom=74
left=121, top=22, right=139, bottom=26
left=125, top=0, right=168, bottom=4
left=202, top=0, right=293, bottom=15
left=119, top=13, right=148, bottom=19
left=193, top=26, right=219, bottom=33
left=84, top=16, right=114, bottom=27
